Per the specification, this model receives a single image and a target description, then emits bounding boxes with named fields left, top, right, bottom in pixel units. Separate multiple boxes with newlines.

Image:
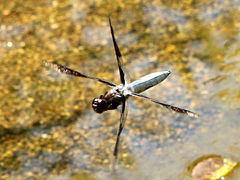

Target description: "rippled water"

left=0, top=0, right=240, bottom=179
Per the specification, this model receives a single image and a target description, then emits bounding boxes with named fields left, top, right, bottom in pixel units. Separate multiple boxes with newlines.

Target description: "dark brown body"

left=92, top=89, right=123, bottom=113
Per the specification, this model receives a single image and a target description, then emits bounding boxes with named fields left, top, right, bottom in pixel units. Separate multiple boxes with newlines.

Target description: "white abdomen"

left=127, top=71, right=171, bottom=93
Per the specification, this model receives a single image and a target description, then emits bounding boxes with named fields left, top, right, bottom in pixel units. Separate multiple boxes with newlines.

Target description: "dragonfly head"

left=92, top=95, right=108, bottom=113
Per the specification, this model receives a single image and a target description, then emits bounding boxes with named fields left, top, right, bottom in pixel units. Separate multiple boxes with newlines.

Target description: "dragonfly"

left=44, top=17, right=198, bottom=158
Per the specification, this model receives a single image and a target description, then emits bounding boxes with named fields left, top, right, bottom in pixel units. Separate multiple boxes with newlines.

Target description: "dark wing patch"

left=130, top=92, right=199, bottom=118
left=113, top=96, right=128, bottom=158
left=109, top=17, right=126, bottom=85
left=44, top=61, right=116, bottom=87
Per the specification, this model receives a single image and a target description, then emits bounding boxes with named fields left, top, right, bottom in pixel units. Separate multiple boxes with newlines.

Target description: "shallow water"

left=0, top=0, right=240, bottom=179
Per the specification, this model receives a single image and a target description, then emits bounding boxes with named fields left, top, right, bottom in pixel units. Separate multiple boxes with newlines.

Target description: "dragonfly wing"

left=113, top=96, right=128, bottom=158
left=130, top=92, right=199, bottom=118
left=109, top=17, right=129, bottom=85
left=44, top=61, right=116, bottom=87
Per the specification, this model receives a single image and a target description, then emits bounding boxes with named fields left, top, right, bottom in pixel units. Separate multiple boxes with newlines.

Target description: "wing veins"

left=113, top=96, right=127, bottom=158
left=109, top=17, right=126, bottom=85
left=130, top=92, right=199, bottom=118
left=44, top=61, right=116, bottom=87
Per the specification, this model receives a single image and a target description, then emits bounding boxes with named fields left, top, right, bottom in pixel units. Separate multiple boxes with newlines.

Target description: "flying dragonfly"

left=44, top=17, right=198, bottom=158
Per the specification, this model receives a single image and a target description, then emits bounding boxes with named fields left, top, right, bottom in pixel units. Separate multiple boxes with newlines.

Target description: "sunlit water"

left=0, top=0, right=240, bottom=179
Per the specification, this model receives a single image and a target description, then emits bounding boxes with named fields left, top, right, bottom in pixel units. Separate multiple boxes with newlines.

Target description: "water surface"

left=0, top=0, right=240, bottom=179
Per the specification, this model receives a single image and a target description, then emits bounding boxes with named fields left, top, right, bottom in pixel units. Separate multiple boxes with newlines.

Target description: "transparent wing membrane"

left=113, top=96, right=128, bottom=158
left=130, top=92, right=199, bottom=118
left=44, top=61, right=116, bottom=87
left=109, top=17, right=127, bottom=85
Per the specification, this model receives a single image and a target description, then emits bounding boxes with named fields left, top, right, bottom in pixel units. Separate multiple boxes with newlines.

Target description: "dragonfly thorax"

left=92, top=89, right=123, bottom=114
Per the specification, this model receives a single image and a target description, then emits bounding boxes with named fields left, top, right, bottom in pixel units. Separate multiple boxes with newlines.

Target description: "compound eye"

left=92, top=98, right=107, bottom=113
